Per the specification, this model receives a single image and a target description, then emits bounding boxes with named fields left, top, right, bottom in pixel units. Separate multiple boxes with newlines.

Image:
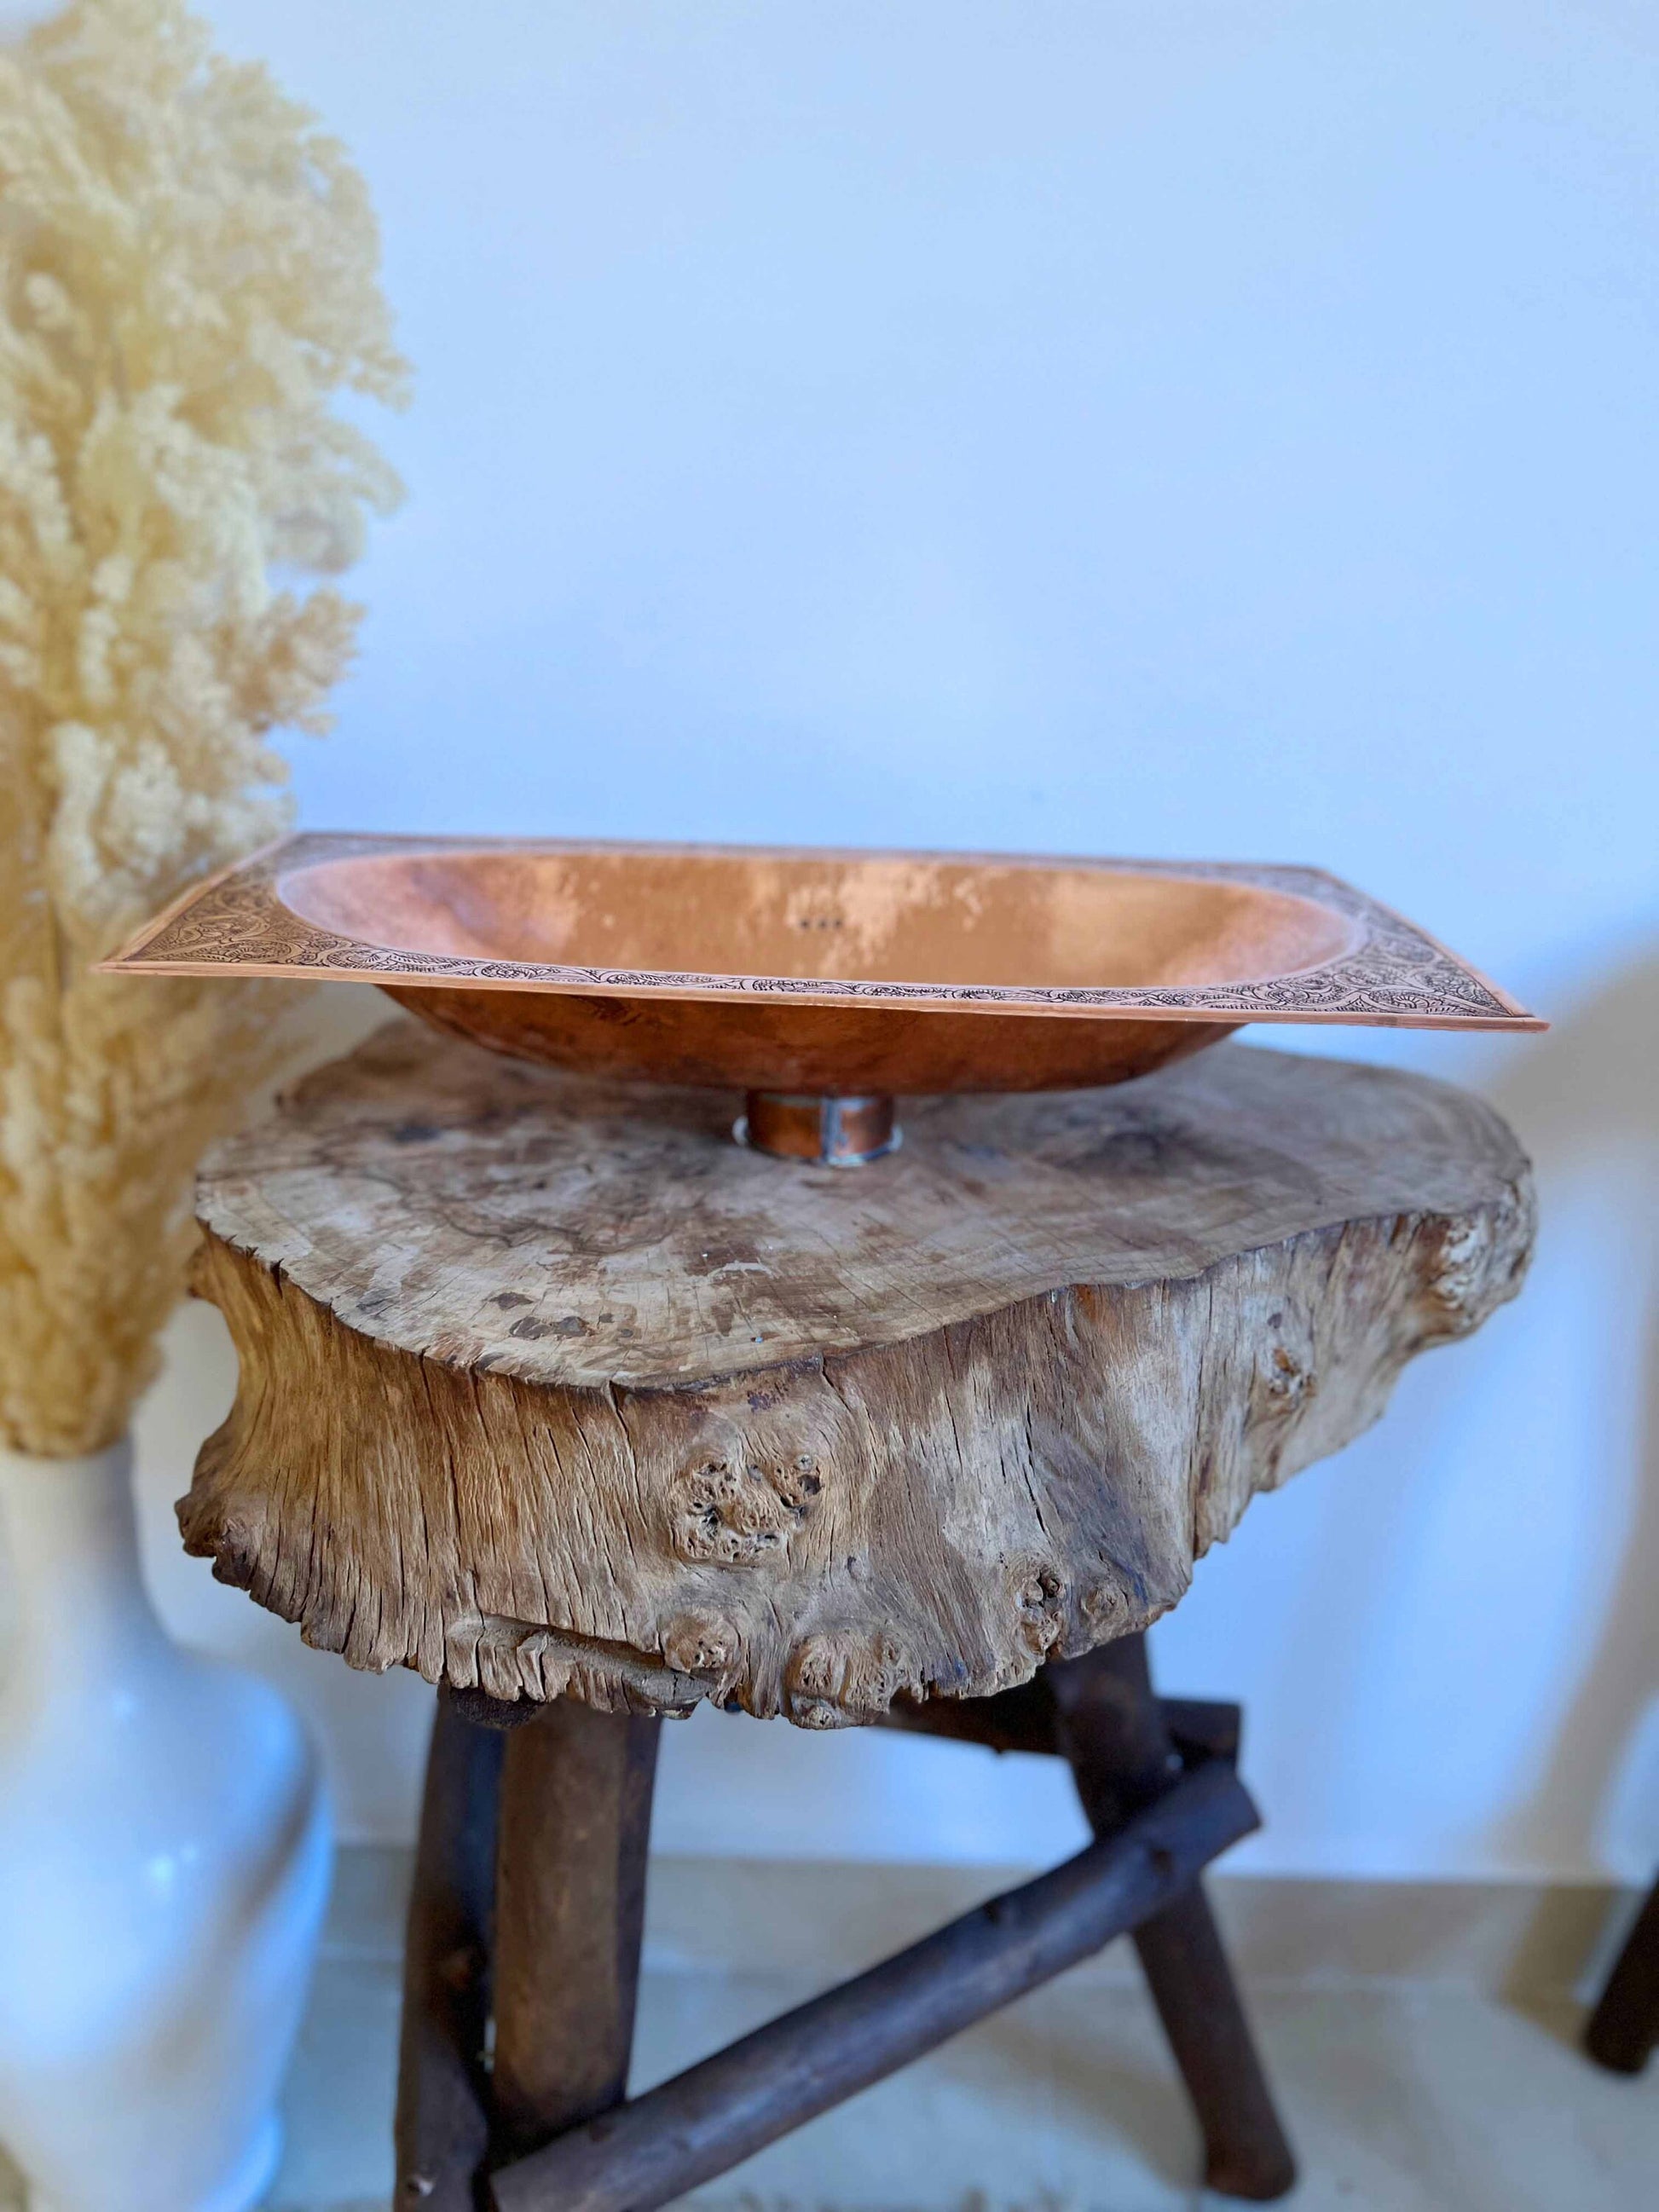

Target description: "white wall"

left=131, top=0, right=1658, bottom=1880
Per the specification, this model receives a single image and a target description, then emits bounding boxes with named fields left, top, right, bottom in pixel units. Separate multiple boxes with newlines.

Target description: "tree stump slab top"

left=183, top=1022, right=1534, bottom=1725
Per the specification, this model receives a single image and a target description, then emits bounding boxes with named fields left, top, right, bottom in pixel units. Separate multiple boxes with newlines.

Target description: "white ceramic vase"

left=0, top=1437, right=332, bottom=2212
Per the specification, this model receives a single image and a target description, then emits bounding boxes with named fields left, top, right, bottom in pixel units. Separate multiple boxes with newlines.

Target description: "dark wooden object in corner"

left=392, top=1634, right=1295, bottom=2212
left=1584, top=1871, right=1659, bottom=2076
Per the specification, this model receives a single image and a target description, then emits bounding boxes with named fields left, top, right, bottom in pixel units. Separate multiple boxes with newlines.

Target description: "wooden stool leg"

left=491, top=1699, right=662, bottom=2160
left=396, top=1688, right=506, bottom=2209
left=1585, top=1870, right=1659, bottom=2074
left=1049, top=1637, right=1296, bottom=2203
left=1131, top=1887, right=1295, bottom=2198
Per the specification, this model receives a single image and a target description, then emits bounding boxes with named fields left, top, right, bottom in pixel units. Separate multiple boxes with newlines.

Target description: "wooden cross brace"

left=395, top=1635, right=1296, bottom=2212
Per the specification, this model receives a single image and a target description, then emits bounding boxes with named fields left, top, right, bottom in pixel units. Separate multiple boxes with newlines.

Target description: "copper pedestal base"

left=736, top=1091, right=900, bottom=1166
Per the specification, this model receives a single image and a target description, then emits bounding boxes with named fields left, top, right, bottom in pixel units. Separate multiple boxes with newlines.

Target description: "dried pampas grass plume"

left=0, top=0, right=407, bottom=1455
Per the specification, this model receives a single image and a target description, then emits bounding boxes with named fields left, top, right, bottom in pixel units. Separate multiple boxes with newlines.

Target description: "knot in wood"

left=1257, top=1344, right=1315, bottom=1412
left=785, top=1630, right=918, bottom=1728
left=1420, top=1185, right=1535, bottom=1332
left=660, top=1610, right=741, bottom=1684
left=1012, top=1562, right=1067, bottom=1657
left=1080, top=1579, right=1130, bottom=1637
left=668, top=1450, right=822, bottom=1567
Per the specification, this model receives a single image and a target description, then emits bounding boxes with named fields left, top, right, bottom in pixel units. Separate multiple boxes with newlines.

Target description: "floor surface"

left=270, top=1943, right=1658, bottom=2212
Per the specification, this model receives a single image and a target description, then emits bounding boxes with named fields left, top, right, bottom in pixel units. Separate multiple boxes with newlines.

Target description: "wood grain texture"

left=181, top=1022, right=1534, bottom=1724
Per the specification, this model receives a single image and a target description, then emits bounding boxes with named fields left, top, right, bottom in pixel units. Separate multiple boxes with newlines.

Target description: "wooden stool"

left=184, top=1025, right=1533, bottom=2211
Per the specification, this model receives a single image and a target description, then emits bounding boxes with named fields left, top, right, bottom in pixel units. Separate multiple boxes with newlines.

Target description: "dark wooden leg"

left=1131, top=1889, right=1296, bottom=2197
left=491, top=1698, right=662, bottom=2160
left=396, top=1688, right=506, bottom=2210
left=1049, top=1636, right=1296, bottom=2203
left=1585, top=1871, right=1659, bottom=2074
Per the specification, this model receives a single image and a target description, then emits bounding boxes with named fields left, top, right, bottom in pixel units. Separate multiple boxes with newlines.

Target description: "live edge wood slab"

left=182, top=1020, right=1533, bottom=1726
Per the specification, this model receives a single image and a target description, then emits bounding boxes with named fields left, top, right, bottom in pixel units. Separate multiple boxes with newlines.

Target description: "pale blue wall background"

left=136, top=0, right=1657, bottom=1880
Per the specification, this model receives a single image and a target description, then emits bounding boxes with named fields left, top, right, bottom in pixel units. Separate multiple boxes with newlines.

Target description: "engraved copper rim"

left=100, top=832, right=1543, bottom=1120
left=103, top=831, right=1542, bottom=1028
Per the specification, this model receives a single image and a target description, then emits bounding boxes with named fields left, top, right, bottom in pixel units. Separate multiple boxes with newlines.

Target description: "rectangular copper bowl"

left=102, top=835, right=1541, bottom=1108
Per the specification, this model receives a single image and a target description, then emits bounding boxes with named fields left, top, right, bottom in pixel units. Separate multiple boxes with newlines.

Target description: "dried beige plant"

left=0, top=0, right=406, bottom=1454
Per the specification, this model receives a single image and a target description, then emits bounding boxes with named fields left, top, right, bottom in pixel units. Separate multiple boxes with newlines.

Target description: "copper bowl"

left=103, top=835, right=1541, bottom=1163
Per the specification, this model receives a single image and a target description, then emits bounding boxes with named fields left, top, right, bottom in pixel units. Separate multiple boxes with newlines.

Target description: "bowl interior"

left=277, top=848, right=1358, bottom=994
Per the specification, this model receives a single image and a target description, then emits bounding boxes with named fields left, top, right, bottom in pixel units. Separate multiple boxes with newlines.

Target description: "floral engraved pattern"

left=107, top=834, right=1536, bottom=1028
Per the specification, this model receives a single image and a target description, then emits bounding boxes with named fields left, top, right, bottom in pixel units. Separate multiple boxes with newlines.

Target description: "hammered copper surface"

left=280, top=846, right=1358, bottom=991
left=101, top=834, right=1544, bottom=1098
left=384, top=980, right=1232, bottom=1093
